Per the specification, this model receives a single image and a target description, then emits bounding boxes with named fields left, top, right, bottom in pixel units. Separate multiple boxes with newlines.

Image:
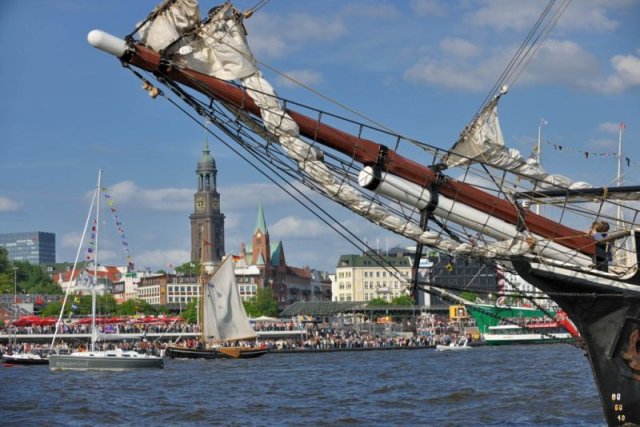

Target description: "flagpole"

left=613, top=122, right=631, bottom=268
left=616, top=123, right=625, bottom=227
left=535, top=118, right=547, bottom=215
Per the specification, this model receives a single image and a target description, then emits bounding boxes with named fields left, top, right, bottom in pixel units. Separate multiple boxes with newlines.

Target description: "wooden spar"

left=128, top=43, right=595, bottom=256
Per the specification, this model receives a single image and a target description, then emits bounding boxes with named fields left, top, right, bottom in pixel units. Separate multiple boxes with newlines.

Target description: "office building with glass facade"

left=0, top=231, right=56, bottom=264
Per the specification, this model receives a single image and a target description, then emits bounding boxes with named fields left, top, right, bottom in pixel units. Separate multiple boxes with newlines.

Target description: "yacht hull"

left=49, top=353, right=164, bottom=370
left=165, top=346, right=267, bottom=359
left=2, top=353, right=49, bottom=366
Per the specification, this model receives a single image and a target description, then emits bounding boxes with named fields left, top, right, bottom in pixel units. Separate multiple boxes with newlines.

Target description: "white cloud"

left=468, top=1, right=544, bottom=32
left=411, top=0, right=447, bottom=17
left=587, top=51, right=640, bottom=94
left=405, top=35, right=508, bottom=92
left=247, top=12, right=346, bottom=59
left=343, top=3, right=400, bottom=19
left=440, top=38, right=481, bottom=60
left=520, top=39, right=600, bottom=86
left=0, top=196, right=21, bottom=212
left=61, top=232, right=82, bottom=249
left=404, top=57, right=487, bottom=92
left=557, top=1, right=620, bottom=33
left=134, top=249, right=191, bottom=271
left=100, top=180, right=192, bottom=211
left=598, top=122, right=624, bottom=134
left=276, top=69, right=324, bottom=88
left=220, top=182, right=310, bottom=210
left=588, top=137, right=617, bottom=150
left=270, top=216, right=328, bottom=238
left=468, top=0, right=619, bottom=33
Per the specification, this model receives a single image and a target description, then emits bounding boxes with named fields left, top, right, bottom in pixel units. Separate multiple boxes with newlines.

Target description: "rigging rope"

left=122, top=0, right=638, bottom=312
left=475, top=0, right=572, bottom=116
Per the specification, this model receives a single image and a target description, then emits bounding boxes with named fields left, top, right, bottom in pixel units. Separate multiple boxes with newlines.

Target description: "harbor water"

left=2, top=344, right=604, bottom=426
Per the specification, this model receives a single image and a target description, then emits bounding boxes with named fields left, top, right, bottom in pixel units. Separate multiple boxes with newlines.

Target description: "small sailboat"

left=49, top=170, right=164, bottom=370
left=165, top=255, right=267, bottom=359
left=2, top=352, right=49, bottom=366
left=1, top=324, right=50, bottom=367
left=436, top=338, right=471, bottom=352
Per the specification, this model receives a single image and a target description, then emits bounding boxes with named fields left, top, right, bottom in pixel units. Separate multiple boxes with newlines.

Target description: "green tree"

left=97, top=294, right=117, bottom=315
left=13, top=260, right=61, bottom=295
left=459, top=291, right=479, bottom=303
left=391, top=295, right=414, bottom=305
left=42, top=297, right=84, bottom=318
left=156, top=305, right=170, bottom=315
left=42, top=300, right=66, bottom=317
left=0, top=247, right=11, bottom=272
left=243, top=287, right=279, bottom=317
left=181, top=299, right=198, bottom=324
left=367, top=297, right=389, bottom=306
left=175, top=261, right=201, bottom=277
left=115, top=299, right=157, bottom=316
left=73, top=295, right=93, bottom=315
left=0, top=248, right=15, bottom=294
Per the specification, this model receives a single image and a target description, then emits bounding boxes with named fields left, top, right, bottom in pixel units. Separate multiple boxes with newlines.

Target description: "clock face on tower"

left=212, top=198, right=220, bottom=209
left=196, top=196, right=206, bottom=211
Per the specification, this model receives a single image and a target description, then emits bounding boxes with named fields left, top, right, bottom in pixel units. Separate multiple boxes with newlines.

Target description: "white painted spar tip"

left=87, top=29, right=127, bottom=58
left=358, top=166, right=377, bottom=188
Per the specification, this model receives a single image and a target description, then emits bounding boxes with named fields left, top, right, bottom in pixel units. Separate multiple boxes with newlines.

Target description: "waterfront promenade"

left=0, top=330, right=306, bottom=344
left=0, top=319, right=473, bottom=355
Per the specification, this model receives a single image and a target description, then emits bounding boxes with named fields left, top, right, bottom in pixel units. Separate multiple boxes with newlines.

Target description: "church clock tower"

left=190, top=142, right=225, bottom=267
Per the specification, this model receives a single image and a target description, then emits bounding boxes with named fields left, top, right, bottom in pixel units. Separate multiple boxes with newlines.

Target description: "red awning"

left=73, top=316, right=126, bottom=325
left=10, top=315, right=43, bottom=326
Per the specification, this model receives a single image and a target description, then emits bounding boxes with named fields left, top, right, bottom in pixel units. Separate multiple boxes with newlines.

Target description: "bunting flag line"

left=86, top=219, right=97, bottom=261
left=527, top=137, right=635, bottom=169
left=101, top=186, right=135, bottom=268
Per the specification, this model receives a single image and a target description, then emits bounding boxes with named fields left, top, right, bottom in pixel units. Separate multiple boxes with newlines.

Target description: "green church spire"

left=255, top=202, right=268, bottom=234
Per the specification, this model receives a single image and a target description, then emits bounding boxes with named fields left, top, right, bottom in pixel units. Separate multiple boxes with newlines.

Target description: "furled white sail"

left=203, top=255, right=256, bottom=342
left=444, top=97, right=505, bottom=168
left=137, top=0, right=200, bottom=52
left=444, top=97, right=590, bottom=190
left=180, top=3, right=258, bottom=80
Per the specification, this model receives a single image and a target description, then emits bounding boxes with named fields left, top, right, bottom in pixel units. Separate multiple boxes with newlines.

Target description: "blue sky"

left=1, top=0, right=639, bottom=273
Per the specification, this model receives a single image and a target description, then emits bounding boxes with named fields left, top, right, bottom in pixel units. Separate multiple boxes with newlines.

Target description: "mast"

left=199, top=225, right=205, bottom=345
left=91, top=169, right=102, bottom=352
left=616, top=123, right=625, bottom=226
left=535, top=118, right=547, bottom=215
left=614, top=123, right=630, bottom=267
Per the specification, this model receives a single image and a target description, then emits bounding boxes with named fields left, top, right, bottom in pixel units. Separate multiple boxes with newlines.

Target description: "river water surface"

left=2, top=344, right=605, bottom=426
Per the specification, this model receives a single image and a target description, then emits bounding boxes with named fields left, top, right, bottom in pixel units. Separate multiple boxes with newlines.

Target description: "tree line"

left=0, top=251, right=281, bottom=322
left=0, top=247, right=62, bottom=295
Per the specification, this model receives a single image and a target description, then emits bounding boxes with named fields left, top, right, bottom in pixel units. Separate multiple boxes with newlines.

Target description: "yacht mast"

left=535, top=118, right=547, bottom=215
left=199, top=225, right=205, bottom=344
left=91, top=169, right=102, bottom=352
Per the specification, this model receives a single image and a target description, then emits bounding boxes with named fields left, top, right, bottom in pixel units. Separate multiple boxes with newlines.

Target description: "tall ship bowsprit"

left=87, top=1, right=639, bottom=424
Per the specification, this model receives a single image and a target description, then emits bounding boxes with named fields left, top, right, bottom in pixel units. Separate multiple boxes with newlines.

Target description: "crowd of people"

left=0, top=321, right=198, bottom=336
left=1, top=316, right=474, bottom=356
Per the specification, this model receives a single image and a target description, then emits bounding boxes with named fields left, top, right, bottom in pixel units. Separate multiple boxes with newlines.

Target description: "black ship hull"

left=165, top=346, right=268, bottom=360
left=513, top=257, right=640, bottom=426
left=2, top=353, right=49, bottom=366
